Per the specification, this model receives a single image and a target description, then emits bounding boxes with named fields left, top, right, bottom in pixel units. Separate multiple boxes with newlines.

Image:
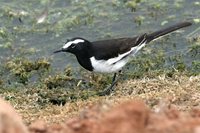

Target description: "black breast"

left=76, top=56, right=93, bottom=71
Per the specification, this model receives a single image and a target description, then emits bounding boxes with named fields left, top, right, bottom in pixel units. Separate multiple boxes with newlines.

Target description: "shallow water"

left=0, top=0, right=199, bottom=72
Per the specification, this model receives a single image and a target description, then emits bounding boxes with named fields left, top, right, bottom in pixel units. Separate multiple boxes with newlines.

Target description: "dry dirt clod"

left=29, top=120, right=47, bottom=133
left=97, top=100, right=149, bottom=133
left=0, top=97, right=28, bottom=133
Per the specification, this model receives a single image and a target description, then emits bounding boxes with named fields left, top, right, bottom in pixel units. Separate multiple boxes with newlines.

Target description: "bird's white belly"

left=90, top=49, right=132, bottom=73
left=90, top=56, right=129, bottom=73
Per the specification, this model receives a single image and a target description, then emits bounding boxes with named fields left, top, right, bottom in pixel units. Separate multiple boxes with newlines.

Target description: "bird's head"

left=54, top=37, right=90, bottom=54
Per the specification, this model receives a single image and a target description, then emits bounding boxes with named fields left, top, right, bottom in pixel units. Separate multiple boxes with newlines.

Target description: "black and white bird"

left=54, top=21, right=192, bottom=95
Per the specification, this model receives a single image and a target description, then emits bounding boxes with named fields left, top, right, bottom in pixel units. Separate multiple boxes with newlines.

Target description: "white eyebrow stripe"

left=63, top=39, right=85, bottom=49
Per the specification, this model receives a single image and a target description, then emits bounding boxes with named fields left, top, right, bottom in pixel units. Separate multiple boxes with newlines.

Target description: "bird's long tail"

left=146, top=21, right=192, bottom=43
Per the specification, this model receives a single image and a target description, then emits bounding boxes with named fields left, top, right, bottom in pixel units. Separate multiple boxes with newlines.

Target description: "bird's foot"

left=96, top=72, right=121, bottom=96
left=97, top=85, right=114, bottom=96
left=97, top=78, right=118, bottom=96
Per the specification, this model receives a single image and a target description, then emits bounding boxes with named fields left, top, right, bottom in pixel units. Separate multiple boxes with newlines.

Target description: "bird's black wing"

left=90, top=21, right=192, bottom=61
left=91, top=34, right=147, bottom=60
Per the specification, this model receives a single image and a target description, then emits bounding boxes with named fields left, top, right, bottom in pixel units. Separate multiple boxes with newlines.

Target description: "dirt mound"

left=1, top=98, right=200, bottom=133
left=0, top=98, right=28, bottom=133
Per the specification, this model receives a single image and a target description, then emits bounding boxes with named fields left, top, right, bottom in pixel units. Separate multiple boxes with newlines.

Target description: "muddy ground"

left=0, top=74, right=200, bottom=133
left=1, top=97, right=200, bottom=133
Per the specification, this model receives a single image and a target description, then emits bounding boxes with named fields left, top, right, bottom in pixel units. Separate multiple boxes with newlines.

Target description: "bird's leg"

left=112, top=73, right=117, bottom=83
left=98, top=72, right=121, bottom=96
left=108, top=73, right=117, bottom=90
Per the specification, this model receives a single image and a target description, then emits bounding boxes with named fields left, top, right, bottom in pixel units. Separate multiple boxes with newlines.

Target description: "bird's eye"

left=71, top=44, right=76, bottom=48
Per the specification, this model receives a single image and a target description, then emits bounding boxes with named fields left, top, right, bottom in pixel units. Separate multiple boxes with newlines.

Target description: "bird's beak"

left=53, top=49, right=64, bottom=54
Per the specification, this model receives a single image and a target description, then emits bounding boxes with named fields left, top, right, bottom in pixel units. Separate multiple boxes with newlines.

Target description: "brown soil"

left=1, top=98, right=200, bottom=133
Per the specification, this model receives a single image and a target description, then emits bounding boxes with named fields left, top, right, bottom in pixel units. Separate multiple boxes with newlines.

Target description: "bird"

left=54, top=21, right=192, bottom=96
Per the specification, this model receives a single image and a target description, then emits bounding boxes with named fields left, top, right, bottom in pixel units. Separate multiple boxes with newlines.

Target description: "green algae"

left=5, top=58, right=50, bottom=84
